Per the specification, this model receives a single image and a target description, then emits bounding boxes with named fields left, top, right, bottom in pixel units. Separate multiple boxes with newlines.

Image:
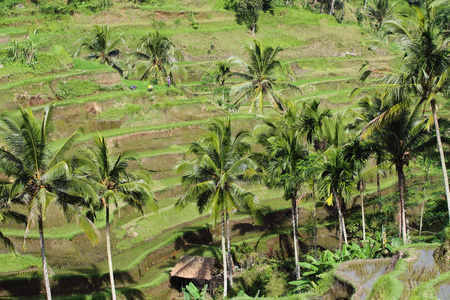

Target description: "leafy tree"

left=0, top=106, right=99, bottom=300
left=133, top=31, right=182, bottom=85
left=255, top=103, right=309, bottom=279
left=224, top=0, right=274, bottom=36
left=76, top=25, right=125, bottom=76
left=80, top=135, right=156, bottom=300
left=176, top=117, right=258, bottom=298
left=231, top=40, right=297, bottom=114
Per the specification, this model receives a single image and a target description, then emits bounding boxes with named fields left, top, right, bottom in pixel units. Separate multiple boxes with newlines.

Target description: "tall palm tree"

left=76, top=25, right=125, bottom=76
left=319, top=148, right=354, bottom=249
left=79, top=135, right=156, bottom=300
left=342, top=138, right=371, bottom=240
left=353, top=93, right=389, bottom=236
left=231, top=40, right=297, bottom=114
left=0, top=106, right=99, bottom=300
left=176, top=117, right=258, bottom=298
left=298, top=99, right=331, bottom=257
left=362, top=100, right=433, bottom=243
left=255, top=103, right=309, bottom=280
left=364, top=0, right=450, bottom=222
left=133, top=31, right=182, bottom=85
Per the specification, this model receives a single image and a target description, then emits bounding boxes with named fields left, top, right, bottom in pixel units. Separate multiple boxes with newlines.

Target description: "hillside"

left=0, top=0, right=448, bottom=299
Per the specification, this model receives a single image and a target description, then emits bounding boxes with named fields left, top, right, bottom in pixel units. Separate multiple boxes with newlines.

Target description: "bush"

left=0, top=0, right=23, bottom=10
left=38, top=0, right=76, bottom=15
left=4, top=40, right=37, bottom=67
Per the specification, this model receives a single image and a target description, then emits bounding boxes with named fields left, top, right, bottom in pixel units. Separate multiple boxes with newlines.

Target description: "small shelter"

left=170, top=255, right=216, bottom=290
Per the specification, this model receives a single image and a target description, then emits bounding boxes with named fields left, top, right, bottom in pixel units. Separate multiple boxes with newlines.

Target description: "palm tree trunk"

left=361, top=189, right=366, bottom=241
left=396, top=164, right=407, bottom=244
left=221, top=211, right=228, bottom=298
left=419, top=200, right=425, bottom=237
left=334, top=189, right=347, bottom=249
left=419, top=166, right=429, bottom=236
left=106, top=205, right=117, bottom=300
left=39, top=213, right=52, bottom=300
left=377, top=168, right=384, bottom=235
left=291, top=197, right=300, bottom=280
left=312, top=179, right=318, bottom=260
left=226, top=212, right=233, bottom=287
left=431, top=100, right=450, bottom=224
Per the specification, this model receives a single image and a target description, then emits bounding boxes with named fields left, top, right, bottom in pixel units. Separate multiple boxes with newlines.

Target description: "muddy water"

left=338, top=259, right=390, bottom=300
left=336, top=249, right=450, bottom=300
left=398, top=249, right=445, bottom=300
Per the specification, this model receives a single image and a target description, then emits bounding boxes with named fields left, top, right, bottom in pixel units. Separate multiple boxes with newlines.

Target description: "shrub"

left=38, top=0, right=76, bottom=15
left=4, top=40, right=37, bottom=67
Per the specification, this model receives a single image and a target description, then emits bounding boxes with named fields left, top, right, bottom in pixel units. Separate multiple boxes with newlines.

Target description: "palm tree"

left=215, top=60, right=232, bottom=86
left=255, top=103, right=309, bottom=280
left=231, top=40, right=298, bottom=114
left=176, top=117, right=258, bottom=298
left=0, top=106, right=99, bottom=300
left=342, top=138, right=371, bottom=240
left=79, top=135, right=156, bottom=300
left=133, top=31, right=182, bottom=85
left=364, top=0, right=450, bottom=222
left=299, top=100, right=332, bottom=151
left=319, top=148, right=354, bottom=249
left=298, top=99, right=331, bottom=257
left=362, top=0, right=395, bottom=31
left=76, top=25, right=125, bottom=76
left=362, top=100, right=433, bottom=243
left=352, top=94, right=388, bottom=238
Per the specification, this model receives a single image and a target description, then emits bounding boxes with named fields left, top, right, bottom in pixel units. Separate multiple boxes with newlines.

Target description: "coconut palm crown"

left=231, top=40, right=298, bottom=114
left=0, top=105, right=98, bottom=300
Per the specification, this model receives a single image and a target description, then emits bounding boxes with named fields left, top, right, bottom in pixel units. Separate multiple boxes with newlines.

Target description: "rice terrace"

left=0, top=0, right=449, bottom=299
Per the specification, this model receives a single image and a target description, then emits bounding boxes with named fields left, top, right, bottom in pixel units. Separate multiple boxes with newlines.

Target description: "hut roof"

left=170, top=255, right=216, bottom=281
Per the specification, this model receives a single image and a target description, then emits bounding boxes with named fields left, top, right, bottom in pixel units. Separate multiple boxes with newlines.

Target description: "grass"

left=0, top=253, right=42, bottom=273
left=369, top=259, right=406, bottom=300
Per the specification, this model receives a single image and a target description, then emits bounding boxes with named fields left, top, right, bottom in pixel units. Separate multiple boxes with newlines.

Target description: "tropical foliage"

left=0, top=106, right=99, bottom=300
left=176, top=117, right=258, bottom=298
left=79, top=135, right=156, bottom=300
left=76, top=25, right=125, bottom=76
left=133, top=31, right=181, bottom=85
left=231, top=40, right=296, bottom=114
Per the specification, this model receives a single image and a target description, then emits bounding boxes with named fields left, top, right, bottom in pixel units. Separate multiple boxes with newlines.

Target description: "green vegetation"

left=0, top=253, right=42, bottom=273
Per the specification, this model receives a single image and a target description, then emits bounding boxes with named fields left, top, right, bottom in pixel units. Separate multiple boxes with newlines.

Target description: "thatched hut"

left=170, top=255, right=217, bottom=290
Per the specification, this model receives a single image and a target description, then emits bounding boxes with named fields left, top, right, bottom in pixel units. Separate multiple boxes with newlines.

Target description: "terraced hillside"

left=0, top=0, right=432, bottom=299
